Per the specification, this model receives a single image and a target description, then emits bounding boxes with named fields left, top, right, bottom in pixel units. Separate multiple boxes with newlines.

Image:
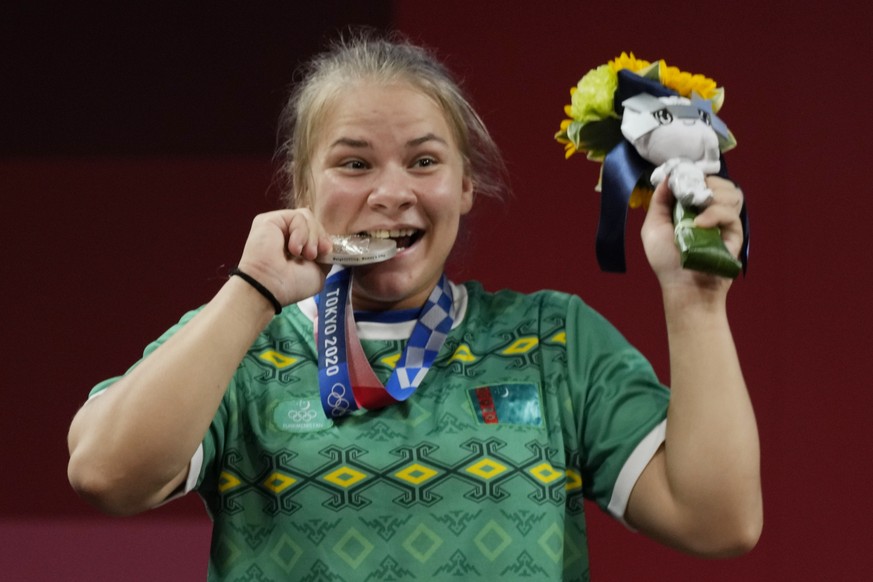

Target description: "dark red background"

left=4, top=1, right=871, bottom=579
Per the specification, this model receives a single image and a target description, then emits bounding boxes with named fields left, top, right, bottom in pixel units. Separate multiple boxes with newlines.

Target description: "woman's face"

left=310, top=81, right=473, bottom=311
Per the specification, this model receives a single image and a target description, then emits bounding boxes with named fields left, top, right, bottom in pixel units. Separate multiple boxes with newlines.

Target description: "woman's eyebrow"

left=407, top=133, right=448, bottom=148
left=329, top=137, right=370, bottom=149
left=329, top=133, right=447, bottom=149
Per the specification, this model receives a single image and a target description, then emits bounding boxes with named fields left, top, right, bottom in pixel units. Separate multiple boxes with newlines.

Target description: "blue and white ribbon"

left=316, top=265, right=454, bottom=418
left=384, top=274, right=453, bottom=402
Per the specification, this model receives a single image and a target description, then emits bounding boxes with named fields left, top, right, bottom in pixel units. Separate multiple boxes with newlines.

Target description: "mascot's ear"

left=620, top=93, right=664, bottom=143
left=690, top=93, right=733, bottom=150
left=614, top=69, right=675, bottom=115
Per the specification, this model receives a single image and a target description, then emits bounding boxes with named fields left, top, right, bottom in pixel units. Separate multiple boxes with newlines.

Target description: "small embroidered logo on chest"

left=273, top=398, right=333, bottom=433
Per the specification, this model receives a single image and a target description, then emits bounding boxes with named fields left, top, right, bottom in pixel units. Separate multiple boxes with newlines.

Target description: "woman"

left=68, top=32, right=761, bottom=581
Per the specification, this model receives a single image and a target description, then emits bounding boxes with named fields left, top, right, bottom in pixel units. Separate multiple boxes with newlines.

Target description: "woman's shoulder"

left=461, top=280, right=582, bottom=315
left=459, top=280, right=618, bottom=334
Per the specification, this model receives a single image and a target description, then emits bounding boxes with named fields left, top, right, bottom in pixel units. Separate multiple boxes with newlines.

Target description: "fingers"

left=238, top=209, right=334, bottom=306
left=693, top=177, right=743, bottom=230
left=693, top=177, right=744, bottom=256
left=285, top=209, right=327, bottom=261
left=242, top=208, right=331, bottom=268
left=641, top=179, right=676, bottom=238
left=643, top=176, right=745, bottom=270
left=651, top=179, right=675, bottom=210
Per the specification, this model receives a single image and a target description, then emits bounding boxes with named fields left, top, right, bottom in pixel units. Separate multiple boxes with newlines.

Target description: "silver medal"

left=318, top=235, right=397, bottom=265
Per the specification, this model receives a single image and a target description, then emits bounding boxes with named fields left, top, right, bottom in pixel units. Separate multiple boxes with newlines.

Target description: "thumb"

left=643, top=180, right=674, bottom=226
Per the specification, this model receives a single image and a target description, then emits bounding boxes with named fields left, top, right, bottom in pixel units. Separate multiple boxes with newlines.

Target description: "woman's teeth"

left=365, top=229, right=417, bottom=239
left=358, top=229, right=420, bottom=250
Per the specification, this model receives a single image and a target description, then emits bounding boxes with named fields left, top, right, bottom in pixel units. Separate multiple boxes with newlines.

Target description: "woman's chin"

left=351, top=268, right=438, bottom=311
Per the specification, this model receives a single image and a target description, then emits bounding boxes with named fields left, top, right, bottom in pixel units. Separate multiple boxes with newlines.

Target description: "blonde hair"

left=276, top=30, right=508, bottom=209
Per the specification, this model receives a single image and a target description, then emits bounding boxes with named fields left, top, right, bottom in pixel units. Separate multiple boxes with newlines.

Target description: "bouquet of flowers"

left=556, top=53, right=746, bottom=278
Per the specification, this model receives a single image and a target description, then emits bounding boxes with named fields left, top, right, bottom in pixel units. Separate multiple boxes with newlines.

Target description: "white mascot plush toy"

left=620, top=93, right=721, bottom=209
left=618, top=92, right=742, bottom=278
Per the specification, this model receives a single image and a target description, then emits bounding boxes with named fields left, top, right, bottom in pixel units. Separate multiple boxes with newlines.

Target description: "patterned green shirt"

left=92, top=281, right=669, bottom=581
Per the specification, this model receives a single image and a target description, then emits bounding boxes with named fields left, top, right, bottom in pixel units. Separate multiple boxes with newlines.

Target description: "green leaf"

left=576, top=118, right=623, bottom=157
left=673, top=205, right=742, bottom=278
left=638, top=61, right=661, bottom=82
left=566, top=121, right=585, bottom=147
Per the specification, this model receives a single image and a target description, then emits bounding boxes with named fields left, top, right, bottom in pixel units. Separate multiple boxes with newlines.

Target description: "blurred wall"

left=3, top=1, right=872, bottom=579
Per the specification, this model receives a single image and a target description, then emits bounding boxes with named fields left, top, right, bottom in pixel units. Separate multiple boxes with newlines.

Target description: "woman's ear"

left=460, top=175, right=474, bottom=215
left=291, top=163, right=315, bottom=210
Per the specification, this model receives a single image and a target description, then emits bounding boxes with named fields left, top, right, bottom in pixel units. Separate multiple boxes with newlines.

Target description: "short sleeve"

left=83, top=306, right=228, bottom=498
left=563, top=295, right=670, bottom=517
left=86, top=309, right=203, bottom=399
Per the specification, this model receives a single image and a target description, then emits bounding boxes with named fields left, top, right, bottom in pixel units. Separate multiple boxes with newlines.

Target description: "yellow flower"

left=658, top=61, right=719, bottom=101
left=555, top=119, right=578, bottom=158
left=609, top=52, right=650, bottom=74
left=628, top=186, right=654, bottom=210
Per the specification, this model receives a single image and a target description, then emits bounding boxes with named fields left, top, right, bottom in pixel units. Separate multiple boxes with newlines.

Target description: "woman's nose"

left=367, top=168, right=416, bottom=212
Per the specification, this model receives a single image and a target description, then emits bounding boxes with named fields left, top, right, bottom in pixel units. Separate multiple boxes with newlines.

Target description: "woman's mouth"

left=358, top=228, right=422, bottom=251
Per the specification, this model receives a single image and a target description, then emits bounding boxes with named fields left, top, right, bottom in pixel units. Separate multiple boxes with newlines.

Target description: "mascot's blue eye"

left=698, top=110, right=711, bottom=125
left=653, top=109, right=673, bottom=125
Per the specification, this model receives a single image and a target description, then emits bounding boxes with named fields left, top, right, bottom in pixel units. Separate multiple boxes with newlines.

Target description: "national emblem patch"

left=468, top=383, right=543, bottom=427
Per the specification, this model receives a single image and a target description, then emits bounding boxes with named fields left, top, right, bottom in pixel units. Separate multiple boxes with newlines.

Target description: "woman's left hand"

left=641, top=175, right=744, bottom=294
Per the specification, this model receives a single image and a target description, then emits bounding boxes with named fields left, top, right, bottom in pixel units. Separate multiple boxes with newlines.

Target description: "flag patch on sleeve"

left=468, top=383, right=543, bottom=427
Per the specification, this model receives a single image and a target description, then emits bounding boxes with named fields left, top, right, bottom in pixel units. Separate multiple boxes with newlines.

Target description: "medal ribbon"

left=317, top=265, right=454, bottom=419
left=317, top=266, right=358, bottom=418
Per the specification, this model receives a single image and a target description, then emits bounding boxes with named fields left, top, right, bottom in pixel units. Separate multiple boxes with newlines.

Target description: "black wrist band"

left=229, top=267, right=282, bottom=315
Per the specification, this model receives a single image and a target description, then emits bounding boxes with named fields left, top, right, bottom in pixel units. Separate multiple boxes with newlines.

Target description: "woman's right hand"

left=68, top=208, right=335, bottom=515
left=236, top=209, right=334, bottom=307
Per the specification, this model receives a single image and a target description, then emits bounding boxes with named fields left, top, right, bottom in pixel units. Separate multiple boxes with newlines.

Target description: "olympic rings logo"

left=326, top=382, right=352, bottom=416
left=287, top=404, right=318, bottom=422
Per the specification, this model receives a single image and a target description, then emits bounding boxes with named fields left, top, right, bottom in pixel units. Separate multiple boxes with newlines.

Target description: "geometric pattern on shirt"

left=215, top=437, right=567, bottom=517
left=248, top=338, right=313, bottom=385
left=441, top=316, right=566, bottom=378
left=501, top=550, right=550, bottom=577
left=565, top=451, right=586, bottom=515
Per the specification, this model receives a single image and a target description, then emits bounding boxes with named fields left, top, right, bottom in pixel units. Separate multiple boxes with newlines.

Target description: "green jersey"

left=91, top=281, right=669, bottom=581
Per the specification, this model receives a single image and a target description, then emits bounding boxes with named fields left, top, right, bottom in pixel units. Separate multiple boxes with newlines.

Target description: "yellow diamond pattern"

left=501, top=336, right=539, bottom=355
left=466, top=458, right=507, bottom=480
left=450, top=344, right=476, bottom=363
left=565, top=469, right=583, bottom=492
left=529, top=462, right=562, bottom=484
left=218, top=471, right=242, bottom=493
left=395, top=463, right=439, bottom=485
left=381, top=353, right=401, bottom=368
left=263, top=471, right=296, bottom=494
left=258, top=350, right=297, bottom=368
left=548, top=331, right=566, bottom=344
left=323, top=466, right=367, bottom=488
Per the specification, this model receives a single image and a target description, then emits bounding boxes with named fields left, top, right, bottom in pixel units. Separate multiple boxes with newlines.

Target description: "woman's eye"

left=413, top=157, right=437, bottom=168
left=342, top=160, right=367, bottom=170
left=698, top=110, right=711, bottom=125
